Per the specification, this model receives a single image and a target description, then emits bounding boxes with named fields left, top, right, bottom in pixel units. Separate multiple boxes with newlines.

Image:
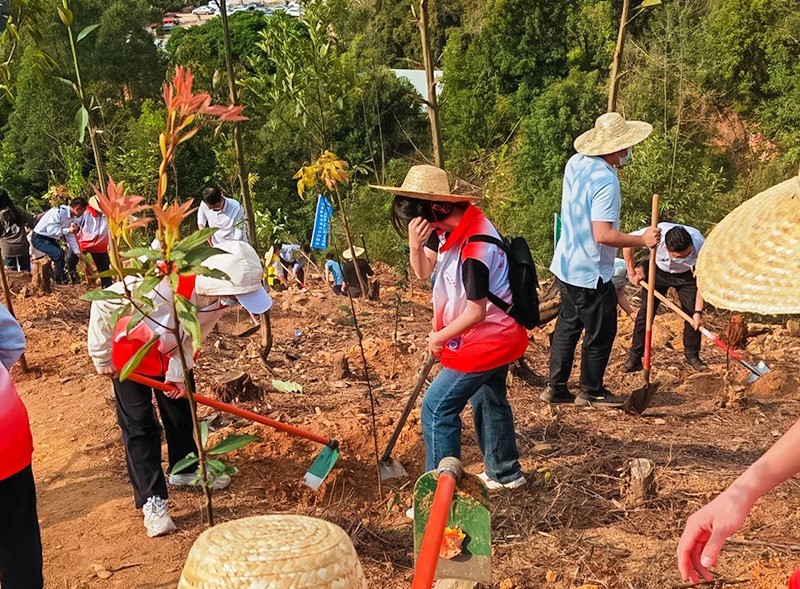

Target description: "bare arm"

left=592, top=221, right=661, bottom=249
left=678, top=418, right=800, bottom=583
left=429, top=299, right=487, bottom=355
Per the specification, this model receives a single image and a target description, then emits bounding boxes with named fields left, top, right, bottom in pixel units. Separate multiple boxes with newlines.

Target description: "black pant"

left=77, top=251, right=113, bottom=288
left=64, top=249, right=80, bottom=284
left=548, top=277, right=618, bottom=395
left=0, top=465, right=43, bottom=589
left=631, top=266, right=701, bottom=359
left=112, top=376, right=198, bottom=508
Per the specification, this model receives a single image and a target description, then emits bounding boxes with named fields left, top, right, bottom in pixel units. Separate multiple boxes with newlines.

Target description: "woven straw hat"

left=341, top=246, right=365, bottom=260
left=696, top=173, right=800, bottom=314
left=178, top=515, right=367, bottom=589
left=370, top=164, right=478, bottom=203
left=574, top=112, right=653, bottom=156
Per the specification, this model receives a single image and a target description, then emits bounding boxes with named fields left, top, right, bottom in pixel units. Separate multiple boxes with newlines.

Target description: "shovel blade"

left=413, top=470, right=491, bottom=584
left=303, top=445, right=340, bottom=491
left=379, top=457, right=408, bottom=481
left=747, top=361, right=770, bottom=383
left=626, top=381, right=660, bottom=416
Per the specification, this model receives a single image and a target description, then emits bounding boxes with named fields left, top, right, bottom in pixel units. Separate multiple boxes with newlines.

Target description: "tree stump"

left=627, top=458, right=656, bottom=506
left=31, top=258, right=52, bottom=295
left=332, top=353, right=350, bottom=379
left=210, top=370, right=260, bottom=403
left=537, top=280, right=562, bottom=326
left=367, top=278, right=380, bottom=302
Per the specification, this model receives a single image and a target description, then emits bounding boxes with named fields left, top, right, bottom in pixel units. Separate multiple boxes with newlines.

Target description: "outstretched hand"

left=676, top=490, right=752, bottom=583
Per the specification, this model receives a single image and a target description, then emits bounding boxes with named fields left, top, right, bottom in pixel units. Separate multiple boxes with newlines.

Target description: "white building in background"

left=391, top=69, right=443, bottom=110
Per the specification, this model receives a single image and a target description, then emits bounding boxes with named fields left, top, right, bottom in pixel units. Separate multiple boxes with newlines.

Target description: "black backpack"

left=465, top=235, right=540, bottom=329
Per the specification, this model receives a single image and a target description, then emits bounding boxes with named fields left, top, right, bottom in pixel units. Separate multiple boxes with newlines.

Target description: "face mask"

left=617, top=147, right=632, bottom=166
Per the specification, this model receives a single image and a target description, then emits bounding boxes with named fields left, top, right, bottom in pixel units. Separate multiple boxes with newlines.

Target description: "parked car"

left=191, top=4, right=215, bottom=15
left=229, top=4, right=247, bottom=13
left=254, top=5, right=272, bottom=14
left=162, top=16, right=176, bottom=30
left=245, top=2, right=260, bottom=9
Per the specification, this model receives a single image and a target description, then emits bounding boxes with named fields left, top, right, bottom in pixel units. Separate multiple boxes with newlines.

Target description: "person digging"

left=544, top=112, right=660, bottom=408
left=374, top=164, right=528, bottom=504
left=622, top=223, right=708, bottom=373
left=87, top=241, right=272, bottom=537
left=341, top=246, right=375, bottom=299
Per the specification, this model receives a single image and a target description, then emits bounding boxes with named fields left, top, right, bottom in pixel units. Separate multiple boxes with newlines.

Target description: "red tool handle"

left=411, top=469, right=458, bottom=589
left=126, top=373, right=332, bottom=447
left=643, top=193, right=660, bottom=373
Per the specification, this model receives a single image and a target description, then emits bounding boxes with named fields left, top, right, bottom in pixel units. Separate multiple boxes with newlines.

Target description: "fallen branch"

left=728, top=538, right=800, bottom=552
left=671, top=578, right=748, bottom=589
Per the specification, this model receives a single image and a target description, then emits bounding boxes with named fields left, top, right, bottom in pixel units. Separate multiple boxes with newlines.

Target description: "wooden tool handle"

left=643, top=193, right=659, bottom=373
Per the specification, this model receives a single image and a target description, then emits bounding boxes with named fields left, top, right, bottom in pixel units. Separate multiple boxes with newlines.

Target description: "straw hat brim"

left=696, top=175, right=800, bottom=315
left=342, top=246, right=365, bottom=260
left=574, top=121, right=653, bottom=156
left=369, top=184, right=479, bottom=203
left=88, top=195, right=101, bottom=211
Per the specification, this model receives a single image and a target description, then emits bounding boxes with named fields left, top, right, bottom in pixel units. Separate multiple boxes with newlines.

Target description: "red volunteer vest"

left=0, top=363, right=33, bottom=481
left=111, top=274, right=196, bottom=378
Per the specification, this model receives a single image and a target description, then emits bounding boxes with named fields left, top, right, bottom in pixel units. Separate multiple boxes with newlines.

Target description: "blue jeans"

left=31, top=233, right=66, bottom=283
left=421, top=364, right=522, bottom=483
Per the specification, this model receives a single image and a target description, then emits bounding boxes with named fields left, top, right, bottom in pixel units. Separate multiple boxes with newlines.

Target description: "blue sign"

left=310, top=194, right=334, bottom=250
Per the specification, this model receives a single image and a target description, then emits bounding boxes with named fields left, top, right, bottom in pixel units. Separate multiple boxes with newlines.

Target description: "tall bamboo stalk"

left=417, top=0, right=444, bottom=168
left=608, top=0, right=630, bottom=113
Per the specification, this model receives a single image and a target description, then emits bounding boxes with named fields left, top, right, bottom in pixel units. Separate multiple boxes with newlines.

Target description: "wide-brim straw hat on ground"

left=341, top=246, right=365, bottom=260
left=574, top=112, right=653, bottom=156
left=370, top=164, right=479, bottom=203
left=178, top=514, right=368, bottom=589
left=696, top=172, right=800, bottom=315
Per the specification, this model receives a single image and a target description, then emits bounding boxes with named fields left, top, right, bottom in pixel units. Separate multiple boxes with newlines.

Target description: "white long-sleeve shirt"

left=33, top=206, right=81, bottom=254
left=87, top=277, right=226, bottom=383
left=196, top=198, right=247, bottom=245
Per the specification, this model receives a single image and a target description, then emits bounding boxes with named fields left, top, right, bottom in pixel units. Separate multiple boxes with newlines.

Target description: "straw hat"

left=88, top=195, right=101, bottom=211
left=178, top=515, right=368, bottom=589
left=341, top=246, right=365, bottom=260
left=696, top=173, right=800, bottom=314
left=369, top=164, right=478, bottom=203
left=574, top=112, right=653, bottom=156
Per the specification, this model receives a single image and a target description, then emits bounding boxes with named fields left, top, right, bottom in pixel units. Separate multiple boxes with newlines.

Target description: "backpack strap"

left=463, top=234, right=511, bottom=313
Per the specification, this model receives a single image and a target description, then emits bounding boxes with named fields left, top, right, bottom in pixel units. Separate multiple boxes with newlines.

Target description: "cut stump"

left=31, top=258, right=53, bottom=295
left=627, top=458, right=656, bottom=506
left=333, top=353, right=350, bottom=379
left=210, top=370, right=260, bottom=403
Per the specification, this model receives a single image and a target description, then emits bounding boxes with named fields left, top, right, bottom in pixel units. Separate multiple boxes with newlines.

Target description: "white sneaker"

left=168, top=472, right=231, bottom=490
left=478, top=472, right=527, bottom=490
left=142, top=496, right=176, bottom=537
left=406, top=506, right=414, bottom=520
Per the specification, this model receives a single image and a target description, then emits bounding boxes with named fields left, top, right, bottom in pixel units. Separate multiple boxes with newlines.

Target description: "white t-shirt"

left=550, top=153, right=621, bottom=289
left=630, top=222, right=705, bottom=274
left=197, top=197, right=247, bottom=245
left=33, top=205, right=81, bottom=254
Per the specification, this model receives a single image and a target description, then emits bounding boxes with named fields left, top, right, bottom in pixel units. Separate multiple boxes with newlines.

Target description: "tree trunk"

left=31, top=258, right=53, bottom=295
left=418, top=0, right=444, bottom=168
left=211, top=370, right=260, bottom=403
left=607, top=0, right=630, bottom=112
left=259, top=311, right=273, bottom=364
left=218, top=0, right=258, bottom=249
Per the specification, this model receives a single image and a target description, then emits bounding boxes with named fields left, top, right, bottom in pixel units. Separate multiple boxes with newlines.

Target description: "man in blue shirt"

left=324, top=252, right=344, bottom=295
left=544, top=112, right=660, bottom=408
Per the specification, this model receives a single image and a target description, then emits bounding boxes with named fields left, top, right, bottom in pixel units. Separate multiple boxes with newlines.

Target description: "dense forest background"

left=1, top=0, right=797, bottom=268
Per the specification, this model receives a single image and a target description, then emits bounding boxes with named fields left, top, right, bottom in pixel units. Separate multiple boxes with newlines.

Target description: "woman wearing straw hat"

left=677, top=172, right=800, bottom=584
left=544, top=112, right=661, bottom=408
left=376, top=164, right=527, bottom=492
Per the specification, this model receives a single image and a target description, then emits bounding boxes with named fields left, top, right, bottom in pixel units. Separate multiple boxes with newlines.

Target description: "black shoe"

left=623, top=354, right=643, bottom=373
left=685, top=356, right=708, bottom=372
left=575, top=388, right=626, bottom=408
left=540, top=384, right=574, bottom=404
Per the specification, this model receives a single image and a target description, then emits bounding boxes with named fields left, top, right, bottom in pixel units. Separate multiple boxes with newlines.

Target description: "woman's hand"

left=408, top=217, right=433, bottom=250
left=427, top=330, right=446, bottom=357
left=676, top=489, right=753, bottom=583
left=164, top=380, right=187, bottom=399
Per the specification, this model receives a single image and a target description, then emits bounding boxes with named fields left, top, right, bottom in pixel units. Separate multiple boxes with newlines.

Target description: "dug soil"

left=8, top=267, right=800, bottom=589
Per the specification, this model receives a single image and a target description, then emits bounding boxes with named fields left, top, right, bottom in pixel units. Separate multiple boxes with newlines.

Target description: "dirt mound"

left=748, top=369, right=800, bottom=399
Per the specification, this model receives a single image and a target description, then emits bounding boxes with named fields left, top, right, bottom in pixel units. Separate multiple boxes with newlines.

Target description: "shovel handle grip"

left=126, top=373, right=332, bottom=447
left=411, top=461, right=462, bottom=589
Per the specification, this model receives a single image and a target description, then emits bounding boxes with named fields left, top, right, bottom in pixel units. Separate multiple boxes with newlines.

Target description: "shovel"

left=379, top=354, right=437, bottom=480
left=639, top=282, right=770, bottom=381
left=411, top=458, right=491, bottom=588
left=127, top=373, right=340, bottom=490
left=627, top=194, right=661, bottom=416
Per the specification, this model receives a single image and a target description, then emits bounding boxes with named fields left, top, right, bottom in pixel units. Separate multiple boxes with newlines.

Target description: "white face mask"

left=617, top=147, right=632, bottom=166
